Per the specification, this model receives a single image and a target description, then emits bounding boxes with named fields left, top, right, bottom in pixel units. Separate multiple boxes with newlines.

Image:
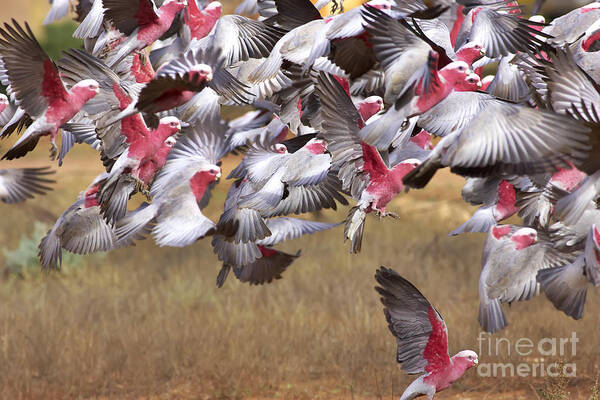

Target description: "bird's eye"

left=377, top=99, right=382, bottom=104
left=458, top=65, right=465, bottom=71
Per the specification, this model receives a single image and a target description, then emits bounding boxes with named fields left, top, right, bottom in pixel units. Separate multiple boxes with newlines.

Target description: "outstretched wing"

left=375, top=266, right=450, bottom=375
left=0, top=167, right=56, bottom=204
left=0, top=20, right=68, bottom=118
left=103, top=0, right=160, bottom=35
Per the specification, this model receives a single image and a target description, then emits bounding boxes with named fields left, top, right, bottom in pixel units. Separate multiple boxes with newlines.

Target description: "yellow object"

left=312, top=0, right=370, bottom=17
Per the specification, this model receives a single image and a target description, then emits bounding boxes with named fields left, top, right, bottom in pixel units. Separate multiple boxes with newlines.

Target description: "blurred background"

left=0, top=0, right=599, bottom=399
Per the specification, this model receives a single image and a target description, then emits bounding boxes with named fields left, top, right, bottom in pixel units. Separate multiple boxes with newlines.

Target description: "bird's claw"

left=134, top=178, right=151, bottom=199
left=49, top=142, right=58, bottom=161
left=375, top=210, right=400, bottom=219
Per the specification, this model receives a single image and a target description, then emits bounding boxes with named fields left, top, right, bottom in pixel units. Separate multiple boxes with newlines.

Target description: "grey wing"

left=316, top=73, right=368, bottom=199
left=375, top=266, right=449, bottom=374
left=444, top=102, right=591, bottom=177
left=231, top=248, right=300, bottom=285
left=257, top=217, right=339, bottom=246
left=0, top=167, right=55, bottom=203
left=260, top=172, right=349, bottom=218
left=486, top=56, right=530, bottom=103
left=61, top=206, right=116, bottom=254
left=417, top=91, right=491, bottom=137
left=103, top=0, right=158, bottom=35
left=0, top=20, right=61, bottom=118
left=468, top=6, right=550, bottom=58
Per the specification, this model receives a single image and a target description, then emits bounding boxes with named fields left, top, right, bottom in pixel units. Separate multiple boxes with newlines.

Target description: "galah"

left=317, top=73, right=420, bottom=253
left=402, top=90, right=591, bottom=189
left=98, top=115, right=181, bottom=224
left=375, top=267, right=478, bottom=400
left=538, top=224, right=600, bottom=320
left=0, top=167, right=55, bottom=204
left=105, top=48, right=255, bottom=126
left=478, top=225, right=575, bottom=333
left=38, top=173, right=117, bottom=270
left=525, top=48, right=600, bottom=226
left=0, top=20, right=100, bottom=160
left=214, top=217, right=339, bottom=287
left=183, top=0, right=222, bottom=41
left=217, top=138, right=347, bottom=246
left=454, top=1, right=551, bottom=58
left=218, top=136, right=343, bottom=245
left=115, top=123, right=227, bottom=247
left=517, top=166, right=587, bottom=229
left=103, top=0, right=188, bottom=67
left=188, top=4, right=287, bottom=68
left=450, top=179, right=520, bottom=236
left=358, top=51, right=480, bottom=150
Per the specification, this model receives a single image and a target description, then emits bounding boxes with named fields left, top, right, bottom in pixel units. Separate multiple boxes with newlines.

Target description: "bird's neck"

left=448, top=355, right=473, bottom=381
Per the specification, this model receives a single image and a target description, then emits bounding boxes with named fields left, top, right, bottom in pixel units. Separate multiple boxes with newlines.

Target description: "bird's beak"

left=466, top=69, right=473, bottom=75
left=480, top=48, right=486, bottom=57
left=180, top=121, right=190, bottom=128
left=216, top=171, right=222, bottom=179
left=477, top=80, right=482, bottom=88
left=177, top=122, right=182, bottom=132
left=206, top=72, right=213, bottom=81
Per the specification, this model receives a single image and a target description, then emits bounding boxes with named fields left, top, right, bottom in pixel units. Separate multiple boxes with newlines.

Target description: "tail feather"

left=38, top=229, right=62, bottom=270
left=537, top=264, right=588, bottom=320
left=478, top=298, right=507, bottom=333
left=449, top=207, right=496, bottom=236
left=216, top=264, right=231, bottom=288
left=344, top=206, right=366, bottom=254
left=402, top=158, right=441, bottom=189
left=99, top=175, right=135, bottom=226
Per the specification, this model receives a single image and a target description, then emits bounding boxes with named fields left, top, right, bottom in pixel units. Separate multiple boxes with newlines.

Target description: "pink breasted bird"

left=375, top=267, right=478, bottom=400
left=0, top=20, right=100, bottom=160
left=183, top=1, right=222, bottom=41
left=38, top=173, right=117, bottom=270
left=478, top=225, right=575, bottom=333
left=115, top=122, right=227, bottom=248
left=98, top=115, right=181, bottom=225
left=317, top=73, right=422, bottom=253
left=103, top=0, right=188, bottom=68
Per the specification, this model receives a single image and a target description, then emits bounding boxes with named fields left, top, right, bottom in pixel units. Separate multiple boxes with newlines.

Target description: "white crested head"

left=400, top=158, right=421, bottom=167
left=74, top=79, right=100, bottom=93
left=274, top=143, right=288, bottom=154
left=159, top=116, right=181, bottom=130
left=529, top=15, right=545, bottom=24
left=191, top=63, right=213, bottom=80
left=164, top=136, right=177, bottom=147
left=206, top=1, right=222, bottom=11
left=455, top=350, right=478, bottom=364
left=0, top=93, right=8, bottom=103
left=514, top=227, right=537, bottom=239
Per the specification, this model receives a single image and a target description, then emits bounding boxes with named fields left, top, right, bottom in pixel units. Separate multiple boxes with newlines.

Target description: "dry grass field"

left=0, top=0, right=599, bottom=399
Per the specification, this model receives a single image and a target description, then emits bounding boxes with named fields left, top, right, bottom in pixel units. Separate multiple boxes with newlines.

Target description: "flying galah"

left=214, top=217, right=338, bottom=287
left=538, top=224, right=600, bottom=320
left=375, top=267, right=478, bottom=400
left=115, top=123, right=227, bottom=247
left=402, top=92, right=591, bottom=190
left=103, top=0, right=188, bottom=67
left=0, top=167, right=55, bottom=204
left=0, top=20, right=100, bottom=160
left=317, top=73, right=420, bottom=253
left=98, top=116, right=181, bottom=225
left=38, top=173, right=117, bottom=270
left=478, top=225, right=575, bottom=333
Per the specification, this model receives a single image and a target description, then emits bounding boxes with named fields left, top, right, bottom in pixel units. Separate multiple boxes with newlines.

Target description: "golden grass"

left=0, top=144, right=599, bottom=399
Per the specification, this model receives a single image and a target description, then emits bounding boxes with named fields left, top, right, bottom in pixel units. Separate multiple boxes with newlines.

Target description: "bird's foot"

left=134, top=178, right=150, bottom=199
left=375, top=210, right=400, bottom=219
left=49, top=142, right=58, bottom=161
